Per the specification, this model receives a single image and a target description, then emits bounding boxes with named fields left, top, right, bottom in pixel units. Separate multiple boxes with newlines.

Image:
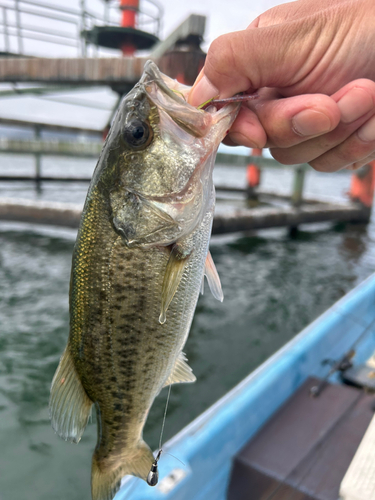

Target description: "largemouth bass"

left=49, top=61, right=240, bottom=500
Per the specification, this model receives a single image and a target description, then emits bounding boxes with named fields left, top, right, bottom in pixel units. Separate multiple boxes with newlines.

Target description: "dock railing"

left=0, top=137, right=372, bottom=231
left=0, top=0, right=162, bottom=56
left=215, top=152, right=307, bottom=207
left=0, top=136, right=307, bottom=206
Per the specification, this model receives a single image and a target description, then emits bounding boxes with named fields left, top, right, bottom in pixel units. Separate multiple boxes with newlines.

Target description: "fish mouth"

left=141, top=60, right=187, bottom=104
left=140, top=60, right=240, bottom=138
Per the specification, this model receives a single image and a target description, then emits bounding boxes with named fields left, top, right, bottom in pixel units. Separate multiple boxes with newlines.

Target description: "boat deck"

left=228, top=377, right=375, bottom=500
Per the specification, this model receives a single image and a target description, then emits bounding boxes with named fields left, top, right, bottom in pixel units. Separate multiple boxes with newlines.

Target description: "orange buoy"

left=119, top=0, right=138, bottom=54
left=246, top=148, right=262, bottom=188
left=175, top=73, right=186, bottom=85
left=247, top=164, right=261, bottom=187
left=349, top=161, right=375, bottom=208
left=120, top=0, right=138, bottom=28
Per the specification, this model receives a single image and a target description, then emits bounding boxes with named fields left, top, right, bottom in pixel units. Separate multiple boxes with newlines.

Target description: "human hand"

left=188, top=0, right=375, bottom=171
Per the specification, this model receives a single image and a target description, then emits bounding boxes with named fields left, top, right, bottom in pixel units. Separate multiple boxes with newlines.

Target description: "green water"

left=0, top=216, right=375, bottom=499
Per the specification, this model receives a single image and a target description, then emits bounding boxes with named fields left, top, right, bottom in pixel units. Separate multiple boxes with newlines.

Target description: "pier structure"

left=0, top=140, right=371, bottom=233
left=0, top=1, right=372, bottom=234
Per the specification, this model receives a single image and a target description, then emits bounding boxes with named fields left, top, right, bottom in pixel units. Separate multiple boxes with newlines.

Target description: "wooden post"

left=289, top=165, right=305, bottom=236
left=35, top=126, right=42, bottom=193
left=291, top=166, right=305, bottom=207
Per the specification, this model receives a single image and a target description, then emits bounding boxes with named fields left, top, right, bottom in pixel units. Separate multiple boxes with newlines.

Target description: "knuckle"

left=205, top=33, right=254, bottom=93
left=308, top=159, right=333, bottom=172
left=270, top=147, right=299, bottom=165
left=354, top=78, right=375, bottom=95
left=206, top=35, right=235, bottom=80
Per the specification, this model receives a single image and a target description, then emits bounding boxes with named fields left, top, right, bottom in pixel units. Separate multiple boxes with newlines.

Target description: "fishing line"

left=162, top=451, right=186, bottom=467
left=159, top=384, right=172, bottom=450
left=157, top=385, right=186, bottom=465
left=147, top=384, right=172, bottom=487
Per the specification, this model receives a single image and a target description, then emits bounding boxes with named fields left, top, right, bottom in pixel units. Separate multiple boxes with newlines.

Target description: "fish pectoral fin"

left=204, top=251, right=224, bottom=302
left=164, top=352, right=196, bottom=387
left=92, top=441, right=154, bottom=500
left=49, top=346, right=93, bottom=444
left=159, top=244, right=191, bottom=324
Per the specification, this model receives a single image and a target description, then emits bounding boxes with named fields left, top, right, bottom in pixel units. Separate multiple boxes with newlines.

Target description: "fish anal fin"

left=164, top=352, right=196, bottom=387
left=159, top=245, right=190, bottom=324
left=49, top=346, right=93, bottom=444
left=205, top=251, right=223, bottom=302
left=92, top=441, right=154, bottom=500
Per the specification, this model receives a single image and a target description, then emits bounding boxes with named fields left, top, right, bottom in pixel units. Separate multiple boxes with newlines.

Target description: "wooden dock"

left=0, top=56, right=146, bottom=89
left=0, top=139, right=370, bottom=231
left=0, top=14, right=206, bottom=89
left=0, top=197, right=369, bottom=233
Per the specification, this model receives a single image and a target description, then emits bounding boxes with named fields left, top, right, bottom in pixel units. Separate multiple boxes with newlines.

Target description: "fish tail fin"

left=92, top=441, right=155, bottom=500
left=49, top=346, right=93, bottom=443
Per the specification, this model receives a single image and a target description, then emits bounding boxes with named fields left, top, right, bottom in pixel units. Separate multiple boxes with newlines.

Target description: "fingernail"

left=292, top=110, right=332, bottom=137
left=189, top=75, right=219, bottom=107
left=338, top=88, right=373, bottom=123
left=358, top=115, right=375, bottom=142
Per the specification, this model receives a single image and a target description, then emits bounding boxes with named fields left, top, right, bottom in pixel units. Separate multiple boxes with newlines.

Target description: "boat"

left=117, top=273, right=375, bottom=500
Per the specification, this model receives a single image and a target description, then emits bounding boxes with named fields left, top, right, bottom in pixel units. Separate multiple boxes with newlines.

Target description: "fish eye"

left=123, top=120, right=153, bottom=149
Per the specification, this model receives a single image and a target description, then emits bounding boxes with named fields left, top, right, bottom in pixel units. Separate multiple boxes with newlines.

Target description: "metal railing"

left=0, top=0, right=162, bottom=56
left=0, top=135, right=310, bottom=205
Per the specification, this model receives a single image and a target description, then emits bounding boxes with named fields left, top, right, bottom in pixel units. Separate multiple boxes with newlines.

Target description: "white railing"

left=0, top=0, right=162, bottom=56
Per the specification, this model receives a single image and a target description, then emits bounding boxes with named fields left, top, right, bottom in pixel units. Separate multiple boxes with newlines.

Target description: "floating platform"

left=0, top=197, right=369, bottom=232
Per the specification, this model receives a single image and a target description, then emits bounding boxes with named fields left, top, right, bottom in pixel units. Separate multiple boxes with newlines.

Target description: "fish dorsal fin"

left=159, top=245, right=190, bottom=324
left=204, top=251, right=224, bottom=302
left=49, top=347, right=93, bottom=443
left=164, top=352, right=196, bottom=387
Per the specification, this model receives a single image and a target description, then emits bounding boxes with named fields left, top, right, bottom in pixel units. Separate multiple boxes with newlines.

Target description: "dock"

left=0, top=56, right=145, bottom=87
left=0, top=139, right=371, bottom=232
left=0, top=3, right=372, bottom=235
left=0, top=196, right=368, bottom=234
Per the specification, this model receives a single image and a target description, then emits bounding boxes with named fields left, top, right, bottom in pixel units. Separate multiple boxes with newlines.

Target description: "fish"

left=49, top=60, right=240, bottom=500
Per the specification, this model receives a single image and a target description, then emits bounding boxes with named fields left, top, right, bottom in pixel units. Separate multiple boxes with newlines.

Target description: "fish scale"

left=49, top=61, right=240, bottom=500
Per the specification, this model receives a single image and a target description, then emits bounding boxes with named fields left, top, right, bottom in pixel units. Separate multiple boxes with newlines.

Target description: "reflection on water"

left=0, top=164, right=375, bottom=499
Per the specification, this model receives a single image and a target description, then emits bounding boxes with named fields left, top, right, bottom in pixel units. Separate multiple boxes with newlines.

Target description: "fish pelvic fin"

left=92, top=441, right=154, bottom=500
left=164, top=352, right=196, bottom=387
left=159, top=244, right=190, bottom=324
left=49, top=346, right=93, bottom=443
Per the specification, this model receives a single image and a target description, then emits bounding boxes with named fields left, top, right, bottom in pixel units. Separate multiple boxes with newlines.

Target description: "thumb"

left=188, top=17, right=331, bottom=107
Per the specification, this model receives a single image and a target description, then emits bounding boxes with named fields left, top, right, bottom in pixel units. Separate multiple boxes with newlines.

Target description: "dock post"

left=289, top=165, right=305, bottom=236
left=348, top=161, right=375, bottom=222
left=246, top=148, right=262, bottom=202
left=34, top=126, right=42, bottom=193
left=291, top=166, right=305, bottom=207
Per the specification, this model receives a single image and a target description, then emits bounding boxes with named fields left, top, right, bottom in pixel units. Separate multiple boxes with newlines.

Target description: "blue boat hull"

left=117, top=273, right=375, bottom=500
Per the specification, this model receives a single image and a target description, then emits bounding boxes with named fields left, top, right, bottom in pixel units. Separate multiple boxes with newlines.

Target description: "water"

left=0, top=156, right=375, bottom=500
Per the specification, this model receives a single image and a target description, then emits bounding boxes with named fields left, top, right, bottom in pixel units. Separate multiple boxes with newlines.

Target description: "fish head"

left=96, top=60, right=240, bottom=247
